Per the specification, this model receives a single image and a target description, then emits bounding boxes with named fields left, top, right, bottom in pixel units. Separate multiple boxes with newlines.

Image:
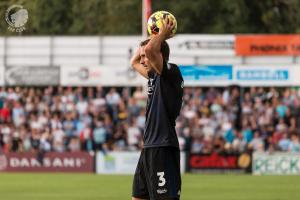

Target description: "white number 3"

left=157, top=172, right=166, bottom=187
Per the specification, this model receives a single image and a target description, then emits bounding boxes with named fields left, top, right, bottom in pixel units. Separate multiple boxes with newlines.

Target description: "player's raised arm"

left=144, top=17, right=175, bottom=75
left=130, top=47, right=149, bottom=79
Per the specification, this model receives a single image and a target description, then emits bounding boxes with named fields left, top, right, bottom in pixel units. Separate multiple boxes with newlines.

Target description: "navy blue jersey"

left=143, top=62, right=184, bottom=148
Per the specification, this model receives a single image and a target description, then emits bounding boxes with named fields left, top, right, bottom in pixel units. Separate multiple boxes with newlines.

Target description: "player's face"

left=139, top=46, right=151, bottom=72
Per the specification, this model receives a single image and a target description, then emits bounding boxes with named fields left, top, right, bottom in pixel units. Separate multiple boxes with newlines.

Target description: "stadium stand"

left=1, top=86, right=300, bottom=153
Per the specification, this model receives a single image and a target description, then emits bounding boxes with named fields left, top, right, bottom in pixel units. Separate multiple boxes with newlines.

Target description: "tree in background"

left=0, top=0, right=300, bottom=35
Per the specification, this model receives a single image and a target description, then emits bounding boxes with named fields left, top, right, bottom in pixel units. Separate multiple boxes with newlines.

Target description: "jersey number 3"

left=157, top=172, right=166, bottom=187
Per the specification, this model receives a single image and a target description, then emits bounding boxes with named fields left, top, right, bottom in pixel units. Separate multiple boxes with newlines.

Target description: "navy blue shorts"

left=132, top=147, right=181, bottom=200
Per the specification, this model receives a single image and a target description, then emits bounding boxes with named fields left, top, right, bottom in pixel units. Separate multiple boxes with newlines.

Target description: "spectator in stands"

left=52, top=127, right=65, bottom=152
left=93, top=120, right=108, bottom=151
left=289, top=134, right=300, bottom=153
left=249, top=131, right=264, bottom=152
left=80, top=123, right=93, bottom=151
left=0, top=102, right=11, bottom=123
left=127, top=118, right=142, bottom=151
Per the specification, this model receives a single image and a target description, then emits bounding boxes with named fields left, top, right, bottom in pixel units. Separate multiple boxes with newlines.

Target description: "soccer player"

left=131, top=17, right=184, bottom=200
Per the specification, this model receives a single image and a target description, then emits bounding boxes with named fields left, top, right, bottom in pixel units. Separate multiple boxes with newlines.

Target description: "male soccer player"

left=130, top=17, right=184, bottom=200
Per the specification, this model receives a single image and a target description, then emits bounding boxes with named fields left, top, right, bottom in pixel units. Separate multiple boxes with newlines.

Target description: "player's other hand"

left=159, top=16, right=175, bottom=40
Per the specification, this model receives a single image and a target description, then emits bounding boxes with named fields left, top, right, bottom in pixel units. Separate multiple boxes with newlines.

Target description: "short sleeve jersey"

left=143, top=61, right=184, bottom=148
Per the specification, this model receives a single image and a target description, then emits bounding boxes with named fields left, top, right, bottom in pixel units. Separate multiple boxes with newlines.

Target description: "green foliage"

left=1, top=0, right=300, bottom=35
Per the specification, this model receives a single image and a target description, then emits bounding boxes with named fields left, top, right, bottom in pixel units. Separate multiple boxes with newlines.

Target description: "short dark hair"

left=140, top=39, right=170, bottom=62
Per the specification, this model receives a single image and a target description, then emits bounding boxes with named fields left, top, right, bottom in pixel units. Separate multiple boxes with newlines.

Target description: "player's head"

left=139, top=39, right=170, bottom=69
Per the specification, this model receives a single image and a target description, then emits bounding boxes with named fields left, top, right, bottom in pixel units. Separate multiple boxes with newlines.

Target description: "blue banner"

left=179, top=65, right=233, bottom=81
left=236, top=69, right=289, bottom=81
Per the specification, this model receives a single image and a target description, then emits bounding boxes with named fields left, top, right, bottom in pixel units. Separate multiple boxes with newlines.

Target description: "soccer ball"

left=147, top=11, right=177, bottom=38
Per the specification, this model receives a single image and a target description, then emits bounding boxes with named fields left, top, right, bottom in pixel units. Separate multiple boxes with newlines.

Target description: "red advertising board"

left=188, top=153, right=251, bottom=173
left=236, top=35, right=300, bottom=56
left=0, top=152, right=94, bottom=172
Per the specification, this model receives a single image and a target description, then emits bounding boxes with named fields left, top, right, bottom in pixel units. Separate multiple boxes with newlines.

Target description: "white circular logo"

left=0, top=154, right=8, bottom=171
left=5, top=5, right=28, bottom=32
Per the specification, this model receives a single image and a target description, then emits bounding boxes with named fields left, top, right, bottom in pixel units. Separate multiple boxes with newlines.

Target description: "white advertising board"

left=253, top=152, right=300, bottom=175
left=96, top=151, right=186, bottom=174
left=61, top=66, right=145, bottom=86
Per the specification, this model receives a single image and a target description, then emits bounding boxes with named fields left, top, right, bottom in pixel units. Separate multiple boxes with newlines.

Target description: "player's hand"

left=159, top=16, right=175, bottom=40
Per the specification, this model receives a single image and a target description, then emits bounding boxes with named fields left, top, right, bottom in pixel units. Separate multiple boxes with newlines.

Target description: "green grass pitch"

left=0, top=173, right=299, bottom=200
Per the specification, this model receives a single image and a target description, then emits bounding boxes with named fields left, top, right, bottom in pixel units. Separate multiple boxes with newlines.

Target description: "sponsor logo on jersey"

left=148, top=78, right=155, bottom=95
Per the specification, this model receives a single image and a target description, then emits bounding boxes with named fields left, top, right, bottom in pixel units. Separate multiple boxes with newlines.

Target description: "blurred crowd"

left=180, top=87, right=300, bottom=154
left=1, top=86, right=300, bottom=154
